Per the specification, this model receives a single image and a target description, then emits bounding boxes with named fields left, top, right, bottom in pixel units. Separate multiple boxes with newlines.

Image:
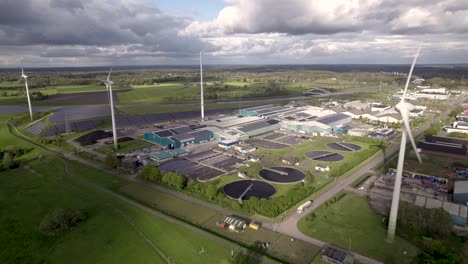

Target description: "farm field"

left=53, top=84, right=128, bottom=94
left=94, top=139, right=153, bottom=154
left=298, top=193, right=419, bottom=264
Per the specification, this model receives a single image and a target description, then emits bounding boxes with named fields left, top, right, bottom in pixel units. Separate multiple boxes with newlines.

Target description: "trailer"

left=297, top=200, right=313, bottom=214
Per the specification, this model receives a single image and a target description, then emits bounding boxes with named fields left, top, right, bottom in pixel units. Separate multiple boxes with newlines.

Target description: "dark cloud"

left=49, top=0, right=84, bottom=11
left=0, top=0, right=467, bottom=66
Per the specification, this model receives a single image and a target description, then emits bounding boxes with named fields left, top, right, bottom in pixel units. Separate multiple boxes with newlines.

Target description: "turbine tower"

left=100, top=68, right=118, bottom=150
left=387, top=47, right=422, bottom=242
left=200, top=51, right=205, bottom=122
left=20, top=60, right=33, bottom=121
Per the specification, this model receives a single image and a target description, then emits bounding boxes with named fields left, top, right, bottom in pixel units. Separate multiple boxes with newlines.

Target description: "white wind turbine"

left=387, top=47, right=422, bottom=242
left=19, top=60, right=33, bottom=121
left=200, top=51, right=205, bottom=122
left=99, top=68, right=118, bottom=150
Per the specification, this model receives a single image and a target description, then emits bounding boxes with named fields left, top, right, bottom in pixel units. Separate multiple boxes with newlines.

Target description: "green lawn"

left=298, top=193, right=419, bottom=263
left=119, top=83, right=198, bottom=103
left=119, top=182, right=218, bottom=225
left=94, top=139, right=153, bottom=154
left=54, top=84, right=127, bottom=94
left=202, top=214, right=320, bottom=264
left=1, top=116, right=238, bottom=264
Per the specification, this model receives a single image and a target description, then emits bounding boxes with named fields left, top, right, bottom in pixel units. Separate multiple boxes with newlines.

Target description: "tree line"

left=141, top=166, right=316, bottom=217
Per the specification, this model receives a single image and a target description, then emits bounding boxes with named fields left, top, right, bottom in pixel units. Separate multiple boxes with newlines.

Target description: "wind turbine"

left=200, top=51, right=205, bottom=122
left=19, top=60, right=33, bottom=121
left=386, top=47, right=422, bottom=242
left=99, top=68, right=118, bottom=150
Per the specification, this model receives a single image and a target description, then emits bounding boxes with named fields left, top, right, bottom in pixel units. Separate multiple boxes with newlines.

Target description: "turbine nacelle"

left=395, top=101, right=415, bottom=115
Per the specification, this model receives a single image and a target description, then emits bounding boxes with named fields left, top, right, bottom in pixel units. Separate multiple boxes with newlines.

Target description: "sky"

left=0, top=0, right=467, bottom=67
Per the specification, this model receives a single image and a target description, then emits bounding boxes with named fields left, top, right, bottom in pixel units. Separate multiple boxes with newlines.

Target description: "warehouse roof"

left=171, top=130, right=213, bottom=142
left=153, top=126, right=193, bottom=138
left=316, top=113, right=351, bottom=125
left=236, top=120, right=279, bottom=133
left=149, top=149, right=190, bottom=161
left=454, top=181, right=468, bottom=194
left=170, top=126, right=193, bottom=135
left=154, top=130, right=174, bottom=137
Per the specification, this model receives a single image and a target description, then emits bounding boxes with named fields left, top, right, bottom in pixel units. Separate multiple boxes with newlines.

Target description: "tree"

left=141, top=165, right=161, bottom=182
left=39, top=208, right=86, bottom=236
left=104, top=153, right=120, bottom=169
left=205, top=184, right=218, bottom=200
left=2, top=152, right=16, bottom=169
left=162, top=172, right=186, bottom=190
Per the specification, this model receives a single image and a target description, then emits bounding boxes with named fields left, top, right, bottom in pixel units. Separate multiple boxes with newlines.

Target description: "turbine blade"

left=401, top=47, right=421, bottom=102
left=107, top=67, right=112, bottom=81
left=401, top=108, right=422, bottom=163
left=21, top=59, right=24, bottom=76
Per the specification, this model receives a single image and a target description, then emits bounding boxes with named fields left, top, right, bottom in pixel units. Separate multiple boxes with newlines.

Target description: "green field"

left=120, top=83, right=198, bottom=103
left=119, top=183, right=218, bottom=224
left=0, top=116, right=241, bottom=264
left=94, top=139, right=153, bottom=154
left=119, top=181, right=319, bottom=264
left=298, top=193, right=419, bottom=263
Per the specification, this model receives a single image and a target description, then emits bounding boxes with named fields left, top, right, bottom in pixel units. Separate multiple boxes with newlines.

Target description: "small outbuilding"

left=321, top=246, right=354, bottom=264
left=454, top=181, right=468, bottom=205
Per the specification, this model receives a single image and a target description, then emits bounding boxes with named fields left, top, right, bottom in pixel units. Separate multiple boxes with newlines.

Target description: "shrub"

left=39, top=208, right=86, bottom=236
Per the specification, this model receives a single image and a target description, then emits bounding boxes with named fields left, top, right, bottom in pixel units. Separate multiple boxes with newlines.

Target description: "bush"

left=397, top=202, right=452, bottom=238
left=141, top=165, right=161, bottom=183
left=162, top=172, right=186, bottom=190
left=39, top=208, right=86, bottom=236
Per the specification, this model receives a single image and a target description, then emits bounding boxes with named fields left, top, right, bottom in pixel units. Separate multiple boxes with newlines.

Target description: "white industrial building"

left=415, top=88, right=449, bottom=100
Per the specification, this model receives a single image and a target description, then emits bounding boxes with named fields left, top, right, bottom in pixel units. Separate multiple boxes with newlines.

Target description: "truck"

left=297, top=200, right=313, bottom=214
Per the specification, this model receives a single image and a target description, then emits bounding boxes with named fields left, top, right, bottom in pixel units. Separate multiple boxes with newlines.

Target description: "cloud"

left=0, top=0, right=467, bottom=66
left=183, top=0, right=468, bottom=36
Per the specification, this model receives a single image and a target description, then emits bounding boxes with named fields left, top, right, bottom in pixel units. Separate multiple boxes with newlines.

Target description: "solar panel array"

left=237, top=120, right=278, bottom=133
left=115, top=108, right=231, bottom=128
left=44, top=120, right=102, bottom=136
left=49, top=105, right=111, bottom=123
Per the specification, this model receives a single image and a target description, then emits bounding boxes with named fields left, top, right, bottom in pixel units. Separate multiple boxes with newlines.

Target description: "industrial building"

left=369, top=128, right=395, bottom=139
left=414, top=196, right=467, bottom=226
left=454, top=181, right=468, bottom=205
left=234, top=104, right=297, bottom=118
left=414, top=87, right=449, bottom=100
left=232, top=119, right=281, bottom=137
left=321, top=246, right=354, bottom=264
left=149, top=149, right=190, bottom=162
left=144, top=126, right=214, bottom=149
left=418, top=136, right=468, bottom=156
left=315, top=113, right=352, bottom=133
left=280, top=120, right=331, bottom=134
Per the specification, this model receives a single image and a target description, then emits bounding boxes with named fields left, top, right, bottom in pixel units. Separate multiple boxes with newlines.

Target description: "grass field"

left=117, top=101, right=266, bottom=115
left=1, top=115, right=240, bottom=264
left=118, top=180, right=321, bottom=263
left=119, top=183, right=218, bottom=224
left=202, top=214, right=320, bottom=264
left=298, top=193, right=419, bottom=263
left=120, top=83, right=198, bottom=103
left=94, top=139, right=153, bottom=154
left=53, top=84, right=127, bottom=94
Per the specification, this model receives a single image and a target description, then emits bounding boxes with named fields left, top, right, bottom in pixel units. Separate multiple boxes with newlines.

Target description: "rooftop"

left=316, top=113, right=351, bottom=125
left=454, top=181, right=468, bottom=194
